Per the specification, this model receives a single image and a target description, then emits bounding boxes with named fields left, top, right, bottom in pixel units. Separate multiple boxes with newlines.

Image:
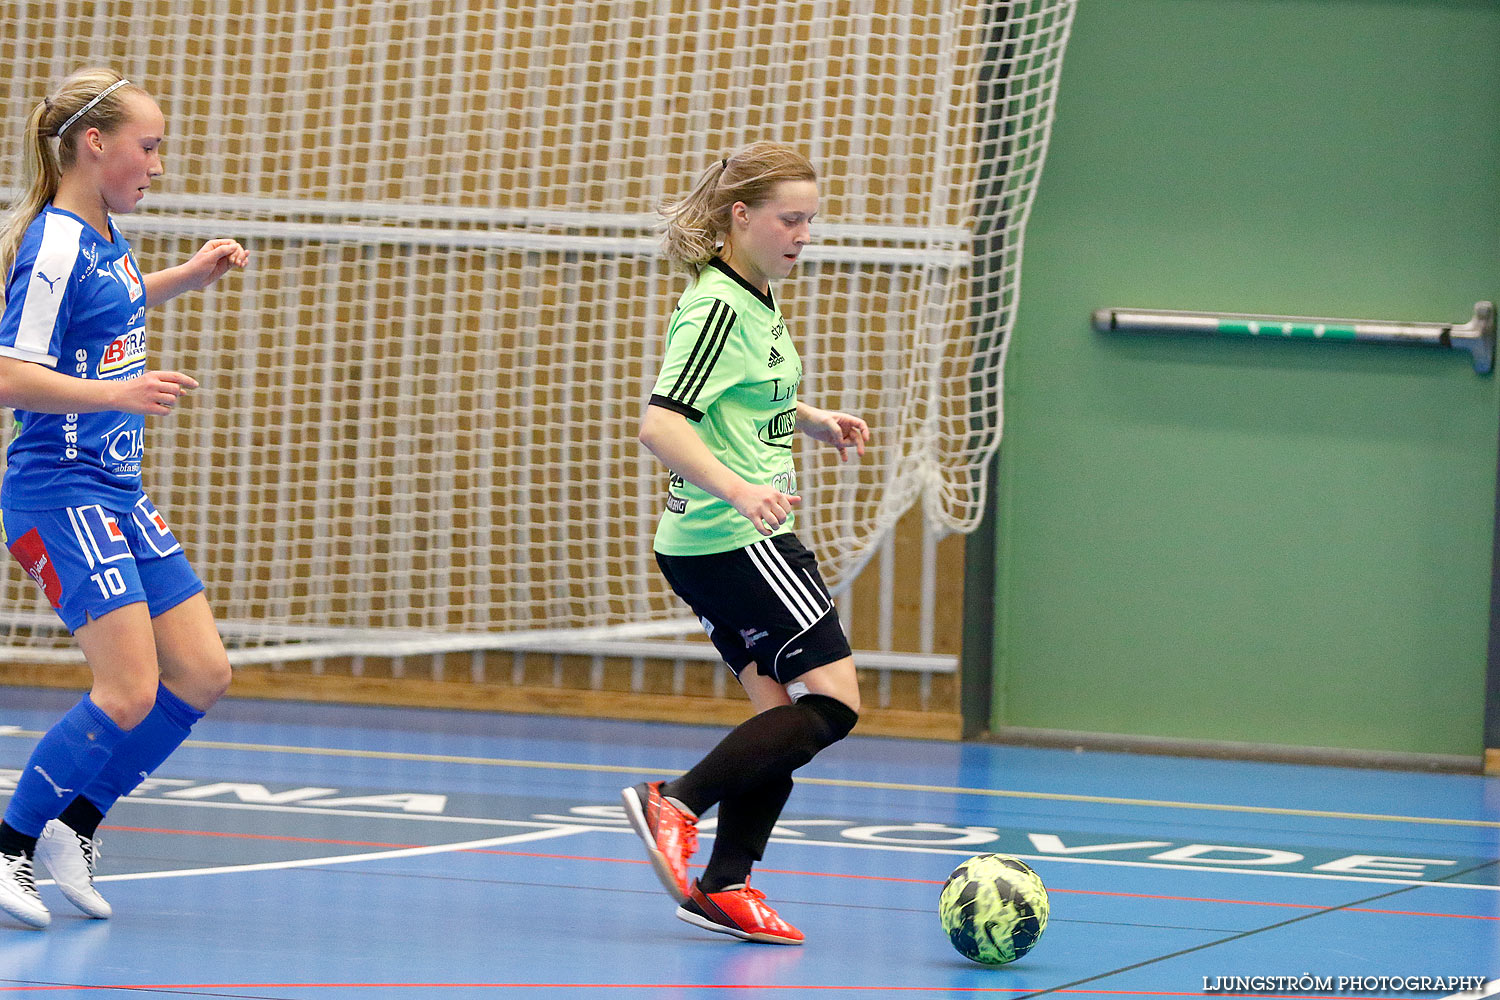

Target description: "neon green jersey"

left=649, top=258, right=802, bottom=556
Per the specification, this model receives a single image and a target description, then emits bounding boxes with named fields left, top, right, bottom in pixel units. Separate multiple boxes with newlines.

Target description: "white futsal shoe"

left=36, top=820, right=111, bottom=919
left=0, top=851, right=50, bottom=928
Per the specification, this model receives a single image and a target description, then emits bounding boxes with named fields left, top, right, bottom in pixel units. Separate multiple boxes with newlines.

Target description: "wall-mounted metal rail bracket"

left=1093, top=301, right=1495, bottom=375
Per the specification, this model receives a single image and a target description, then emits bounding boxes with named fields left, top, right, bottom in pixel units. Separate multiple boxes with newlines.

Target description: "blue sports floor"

left=1, top=686, right=1497, bottom=998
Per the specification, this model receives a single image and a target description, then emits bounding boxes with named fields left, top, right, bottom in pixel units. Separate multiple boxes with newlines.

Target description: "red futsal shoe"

left=621, top=781, right=698, bottom=903
left=676, top=879, right=804, bottom=945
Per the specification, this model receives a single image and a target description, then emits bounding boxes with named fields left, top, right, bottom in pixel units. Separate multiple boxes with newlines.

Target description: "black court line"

left=1013, top=859, right=1500, bottom=998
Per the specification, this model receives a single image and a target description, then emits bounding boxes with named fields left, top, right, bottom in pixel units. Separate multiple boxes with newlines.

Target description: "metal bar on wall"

left=1094, top=302, right=1495, bottom=375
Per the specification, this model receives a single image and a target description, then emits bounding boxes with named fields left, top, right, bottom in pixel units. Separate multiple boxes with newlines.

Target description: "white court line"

left=772, top=836, right=1500, bottom=893
left=38, top=825, right=587, bottom=887
left=113, top=794, right=579, bottom=828
left=107, top=795, right=1500, bottom=893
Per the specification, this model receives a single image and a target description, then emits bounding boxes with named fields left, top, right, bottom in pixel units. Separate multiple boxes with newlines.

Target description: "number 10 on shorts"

left=90, top=567, right=128, bottom=598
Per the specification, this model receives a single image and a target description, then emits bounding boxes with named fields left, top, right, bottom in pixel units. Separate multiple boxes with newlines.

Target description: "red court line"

left=101, top=824, right=1497, bottom=922
left=0, top=985, right=1420, bottom=998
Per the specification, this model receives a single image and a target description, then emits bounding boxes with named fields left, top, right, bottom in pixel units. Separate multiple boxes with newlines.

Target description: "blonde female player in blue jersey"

left=622, top=142, right=870, bottom=946
left=0, top=68, right=248, bottom=929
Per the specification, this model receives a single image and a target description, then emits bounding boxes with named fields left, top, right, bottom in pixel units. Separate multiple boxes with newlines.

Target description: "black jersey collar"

left=707, top=257, right=776, bottom=312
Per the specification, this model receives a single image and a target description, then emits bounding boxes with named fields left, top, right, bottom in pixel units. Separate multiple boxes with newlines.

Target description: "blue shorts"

left=2, top=496, right=205, bottom=633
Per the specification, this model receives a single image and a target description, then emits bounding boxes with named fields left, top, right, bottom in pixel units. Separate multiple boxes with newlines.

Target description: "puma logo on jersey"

left=767, top=347, right=785, bottom=368
left=34, top=272, right=61, bottom=293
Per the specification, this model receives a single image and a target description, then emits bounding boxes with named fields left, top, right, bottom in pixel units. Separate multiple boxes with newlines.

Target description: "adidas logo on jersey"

left=767, top=347, right=785, bottom=368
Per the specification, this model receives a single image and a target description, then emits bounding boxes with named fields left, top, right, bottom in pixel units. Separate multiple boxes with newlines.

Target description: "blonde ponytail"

left=660, top=141, right=816, bottom=274
left=0, top=68, right=142, bottom=286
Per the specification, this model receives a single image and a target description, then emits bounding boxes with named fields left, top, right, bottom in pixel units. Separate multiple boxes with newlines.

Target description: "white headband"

left=55, top=79, right=130, bottom=138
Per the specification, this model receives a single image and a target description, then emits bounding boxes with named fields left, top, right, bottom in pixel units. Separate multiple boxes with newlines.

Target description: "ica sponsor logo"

left=100, top=418, right=145, bottom=477
left=99, top=327, right=147, bottom=377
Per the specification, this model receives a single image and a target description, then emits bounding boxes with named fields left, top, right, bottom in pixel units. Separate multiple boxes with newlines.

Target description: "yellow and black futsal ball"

left=939, top=854, right=1049, bottom=965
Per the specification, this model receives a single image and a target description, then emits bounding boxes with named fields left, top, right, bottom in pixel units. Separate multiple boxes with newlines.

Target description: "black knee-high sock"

left=664, top=694, right=856, bottom=817
left=0, top=821, right=36, bottom=858
left=665, top=693, right=857, bottom=894
left=699, top=775, right=794, bottom=893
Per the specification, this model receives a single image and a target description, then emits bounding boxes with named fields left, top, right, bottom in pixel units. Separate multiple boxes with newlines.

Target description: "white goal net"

left=0, top=1, right=1076, bottom=665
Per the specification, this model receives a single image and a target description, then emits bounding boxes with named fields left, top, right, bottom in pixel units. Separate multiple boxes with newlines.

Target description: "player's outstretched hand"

left=115, top=370, right=199, bottom=416
left=180, top=239, right=249, bottom=290
left=801, top=407, right=870, bottom=462
left=732, top=483, right=802, bottom=536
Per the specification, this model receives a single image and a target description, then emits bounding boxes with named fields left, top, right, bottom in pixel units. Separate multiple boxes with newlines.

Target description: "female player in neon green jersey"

left=623, top=141, right=870, bottom=946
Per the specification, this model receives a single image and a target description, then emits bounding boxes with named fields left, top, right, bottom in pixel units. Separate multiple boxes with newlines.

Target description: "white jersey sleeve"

left=0, top=211, right=86, bottom=368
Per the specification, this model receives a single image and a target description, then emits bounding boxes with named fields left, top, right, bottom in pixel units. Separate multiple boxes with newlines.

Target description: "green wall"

left=991, top=0, right=1500, bottom=757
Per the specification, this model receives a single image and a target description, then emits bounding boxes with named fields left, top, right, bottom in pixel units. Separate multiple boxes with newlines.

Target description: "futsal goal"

left=0, top=2, right=1077, bottom=702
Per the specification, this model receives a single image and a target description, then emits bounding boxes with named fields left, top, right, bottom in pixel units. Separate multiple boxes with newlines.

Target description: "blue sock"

left=3, top=696, right=127, bottom=838
left=79, top=683, right=205, bottom=814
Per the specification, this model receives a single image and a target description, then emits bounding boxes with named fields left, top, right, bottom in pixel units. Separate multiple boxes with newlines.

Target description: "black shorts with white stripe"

left=655, top=533, right=853, bottom=685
